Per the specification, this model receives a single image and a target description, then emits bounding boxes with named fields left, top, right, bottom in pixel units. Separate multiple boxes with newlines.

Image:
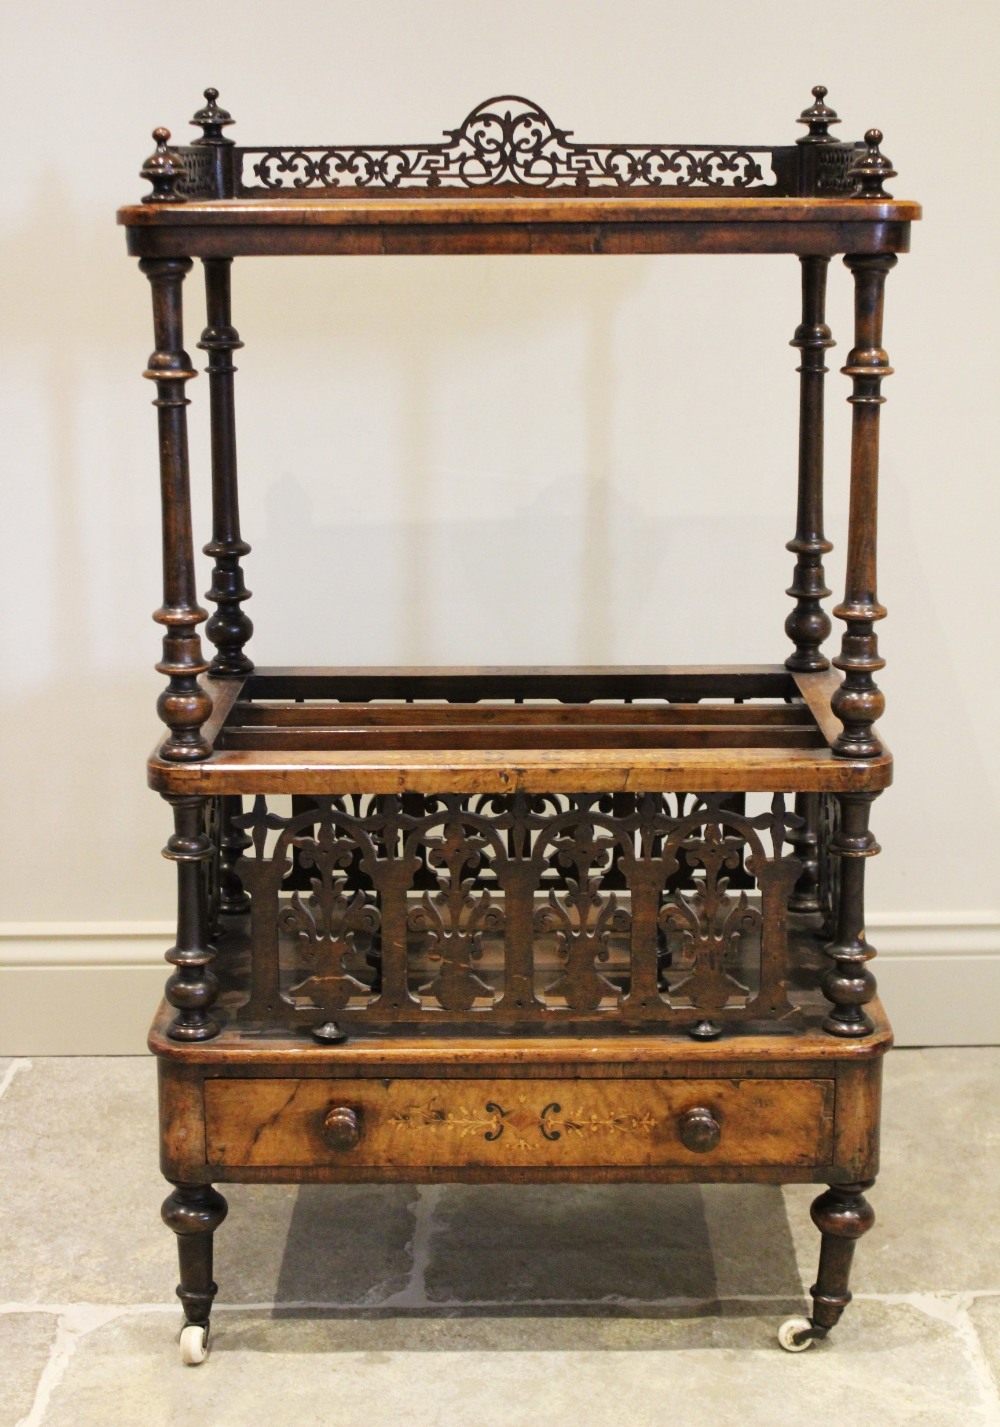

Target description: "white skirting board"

left=1, top=917, right=998, bottom=1055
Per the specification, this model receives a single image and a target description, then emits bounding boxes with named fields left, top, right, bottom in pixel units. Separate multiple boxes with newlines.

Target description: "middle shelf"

left=148, top=664, right=891, bottom=796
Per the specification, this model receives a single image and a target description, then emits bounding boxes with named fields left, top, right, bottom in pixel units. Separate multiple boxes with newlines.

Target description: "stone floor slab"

left=0, top=1058, right=172, bottom=1304
left=968, top=1296, right=1000, bottom=1396
left=40, top=1301, right=993, bottom=1427
left=784, top=1048, right=1000, bottom=1295
left=0, top=1059, right=417, bottom=1308
left=0, top=1312, right=57, bottom=1427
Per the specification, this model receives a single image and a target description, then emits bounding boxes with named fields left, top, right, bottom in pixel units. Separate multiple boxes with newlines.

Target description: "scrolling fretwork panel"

left=229, top=791, right=803, bottom=1033
left=239, top=97, right=781, bottom=195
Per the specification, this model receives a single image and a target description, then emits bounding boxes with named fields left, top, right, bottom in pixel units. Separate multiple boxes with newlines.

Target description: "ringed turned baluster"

left=140, top=132, right=212, bottom=761
left=200, top=257, right=253, bottom=677
left=822, top=790, right=880, bottom=1037
left=832, top=131, right=898, bottom=760
left=786, top=86, right=839, bottom=671
left=162, top=794, right=221, bottom=1041
left=785, top=254, right=834, bottom=672
left=785, top=256, right=834, bottom=913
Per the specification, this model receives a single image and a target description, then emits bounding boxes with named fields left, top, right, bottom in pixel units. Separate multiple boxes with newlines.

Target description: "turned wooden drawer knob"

left=322, top=1105, right=361, bottom=1152
left=678, top=1106, right=721, bottom=1153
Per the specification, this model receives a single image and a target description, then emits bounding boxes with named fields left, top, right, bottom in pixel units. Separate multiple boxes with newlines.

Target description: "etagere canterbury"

left=118, top=86, right=919, bottom=1364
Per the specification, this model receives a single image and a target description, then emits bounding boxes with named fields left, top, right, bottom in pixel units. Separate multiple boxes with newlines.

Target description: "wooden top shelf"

left=120, top=92, right=919, bottom=258
left=120, top=196, right=918, bottom=258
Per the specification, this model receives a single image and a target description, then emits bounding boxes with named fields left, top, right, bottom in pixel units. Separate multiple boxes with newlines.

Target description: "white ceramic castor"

left=180, top=1323, right=209, bottom=1365
left=777, top=1316, right=816, bottom=1353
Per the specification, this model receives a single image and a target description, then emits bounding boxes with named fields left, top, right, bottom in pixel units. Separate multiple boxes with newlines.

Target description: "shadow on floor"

left=261, top=1182, right=809, bottom=1340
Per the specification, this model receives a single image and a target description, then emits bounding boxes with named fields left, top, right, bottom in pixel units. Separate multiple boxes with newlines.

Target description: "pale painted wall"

left=2, top=1, right=999, bottom=1049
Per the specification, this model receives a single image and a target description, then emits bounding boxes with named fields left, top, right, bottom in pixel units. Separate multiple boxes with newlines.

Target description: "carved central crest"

left=244, top=95, right=773, bottom=194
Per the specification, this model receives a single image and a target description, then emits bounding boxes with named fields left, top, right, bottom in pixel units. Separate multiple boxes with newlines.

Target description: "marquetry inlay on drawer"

left=204, top=1076, right=835, bottom=1170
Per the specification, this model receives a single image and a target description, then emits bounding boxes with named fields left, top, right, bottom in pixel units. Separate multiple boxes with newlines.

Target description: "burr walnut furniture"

left=119, top=87, right=919, bottom=1364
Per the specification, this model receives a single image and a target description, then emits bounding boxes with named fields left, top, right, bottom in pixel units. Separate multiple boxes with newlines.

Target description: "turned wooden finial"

left=797, top=85, right=840, bottom=143
left=191, top=87, right=234, bottom=145
left=850, top=128, right=896, bottom=198
left=141, top=128, right=187, bottom=204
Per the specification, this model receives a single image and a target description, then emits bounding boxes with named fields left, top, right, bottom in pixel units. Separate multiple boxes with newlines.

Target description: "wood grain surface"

left=204, top=1074, right=835, bottom=1170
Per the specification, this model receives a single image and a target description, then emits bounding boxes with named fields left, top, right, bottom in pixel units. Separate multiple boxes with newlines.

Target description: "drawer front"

left=204, top=1076, right=834, bottom=1170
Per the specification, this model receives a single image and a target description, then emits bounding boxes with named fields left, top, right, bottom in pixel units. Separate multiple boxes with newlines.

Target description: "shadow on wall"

left=239, top=255, right=652, bottom=666
left=0, top=174, right=172, bottom=918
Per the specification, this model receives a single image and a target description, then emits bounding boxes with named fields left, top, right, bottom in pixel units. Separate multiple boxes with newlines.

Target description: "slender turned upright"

left=200, top=257, right=253, bottom=677
left=162, top=793, right=220, bottom=1041
left=831, top=247, right=895, bottom=757
left=141, top=235, right=211, bottom=761
left=785, top=256, right=834, bottom=672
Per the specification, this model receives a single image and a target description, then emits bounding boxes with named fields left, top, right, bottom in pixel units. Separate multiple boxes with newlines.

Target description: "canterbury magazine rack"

left=117, top=86, right=919, bottom=1364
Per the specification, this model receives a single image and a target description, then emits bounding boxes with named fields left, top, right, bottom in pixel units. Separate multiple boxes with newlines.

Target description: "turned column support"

left=140, top=255, right=212, bottom=761
left=163, top=794, right=221, bottom=1041
left=162, top=1183, right=229, bottom=1326
left=808, top=1181, right=875, bottom=1335
left=822, top=791, right=879, bottom=1037
left=785, top=255, right=834, bottom=672
left=200, top=257, right=254, bottom=677
left=832, top=252, right=897, bottom=758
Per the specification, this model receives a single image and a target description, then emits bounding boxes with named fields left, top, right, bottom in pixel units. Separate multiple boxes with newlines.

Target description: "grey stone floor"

left=1, top=1049, right=998, bottom=1426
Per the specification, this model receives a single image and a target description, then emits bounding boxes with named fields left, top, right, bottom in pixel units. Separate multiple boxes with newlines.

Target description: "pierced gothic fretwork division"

left=240, top=96, right=778, bottom=195
left=226, top=791, right=804, bottom=1034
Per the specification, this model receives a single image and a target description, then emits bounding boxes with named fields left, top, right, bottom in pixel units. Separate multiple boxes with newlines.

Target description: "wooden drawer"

left=204, top=1076, right=835, bottom=1171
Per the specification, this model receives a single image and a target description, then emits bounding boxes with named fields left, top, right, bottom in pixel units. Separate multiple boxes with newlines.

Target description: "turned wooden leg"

left=809, top=1181, right=875, bottom=1335
left=162, top=1184, right=228, bottom=1335
left=780, top=1179, right=875, bottom=1351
